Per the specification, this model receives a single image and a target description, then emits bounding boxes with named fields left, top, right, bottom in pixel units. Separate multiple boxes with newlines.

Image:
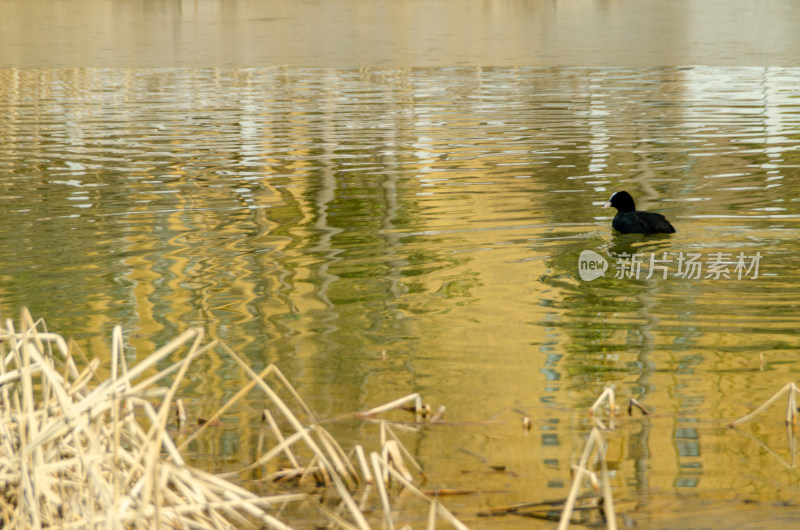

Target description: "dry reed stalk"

left=370, top=451, right=396, bottom=530
left=729, top=382, right=800, bottom=427
left=0, top=309, right=467, bottom=529
left=175, top=398, right=187, bottom=428
left=558, top=426, right=617, bottom=530
left=589, top=386, right=616, bottom=417
left=177, top=362, right=275, bottom=451
left=377, top=456, right=468, bottom=530
left=0, top=314, right=292, bottom=528
left=380, top=421, right=425, bottom=477
left=382, top=440, right=414, bottom=483
left=352, top=444, right=374, bottom=484
left=299, top=454, right=328, bottom=485
left=211, top=341, right=371, bottom=529
left=430, top=406, right=446, bottom=423
left=598, top=439, right=617, bottom=529
left=238, top=428, right=309, bottom=476
left=428, top=499, right=438, bottom=528
left=627, top=398, right=650, bottom=416
left=356, top=393, right=423, bottom=418
left=317, top=425, right=361, bottom=488
left=138, top=330, right=209, bottom=516
left=261, top=409, right=301, bottom=470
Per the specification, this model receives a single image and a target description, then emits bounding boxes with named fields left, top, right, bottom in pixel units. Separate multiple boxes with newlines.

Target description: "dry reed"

left=557, top=386, right=618, bottom=530
left=729, top=382, right=800, bottom=427
left=0, top=308, right=465, bottom=528
left=729, top=382, right=800, bottom=468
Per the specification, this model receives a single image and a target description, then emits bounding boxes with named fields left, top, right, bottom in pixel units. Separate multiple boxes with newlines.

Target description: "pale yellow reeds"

left=558, top=385, right=618, bottom=530
left=0, top=308, right=465, bottom=529
left=729, top=382, right=800, bottom=427
left=729, top=382, right=800, bottom=469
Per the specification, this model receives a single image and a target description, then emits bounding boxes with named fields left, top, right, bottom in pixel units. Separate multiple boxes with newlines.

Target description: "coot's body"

left=604, top=191, right=675, bottom=235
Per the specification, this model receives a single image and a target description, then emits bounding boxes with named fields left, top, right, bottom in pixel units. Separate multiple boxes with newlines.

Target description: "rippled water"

left=3, top=66, right=800, bottom=527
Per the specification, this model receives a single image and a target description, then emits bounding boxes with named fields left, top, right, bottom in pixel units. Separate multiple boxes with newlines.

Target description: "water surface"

left=2, top=66, right=800, bottom=526
left=2, top=0, right=800, bottom=68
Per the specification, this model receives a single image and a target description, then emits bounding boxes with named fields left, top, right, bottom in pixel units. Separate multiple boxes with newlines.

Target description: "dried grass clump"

left=0, top=308, right=465, bottom=529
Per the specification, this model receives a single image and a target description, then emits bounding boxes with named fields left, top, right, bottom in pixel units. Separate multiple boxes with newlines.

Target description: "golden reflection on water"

left=3, top=66, right=800, bottom=526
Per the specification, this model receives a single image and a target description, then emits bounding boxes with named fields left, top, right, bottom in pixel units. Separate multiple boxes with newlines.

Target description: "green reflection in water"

left=2, top=66, right=800, bottom=527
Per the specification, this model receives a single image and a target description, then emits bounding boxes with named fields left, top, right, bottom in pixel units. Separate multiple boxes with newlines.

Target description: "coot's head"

left=603, top=191, right=636, bottom=213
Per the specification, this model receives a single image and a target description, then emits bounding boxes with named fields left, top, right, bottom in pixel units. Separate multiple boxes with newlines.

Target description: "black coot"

left=603, top=191, right=675, bottom=234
